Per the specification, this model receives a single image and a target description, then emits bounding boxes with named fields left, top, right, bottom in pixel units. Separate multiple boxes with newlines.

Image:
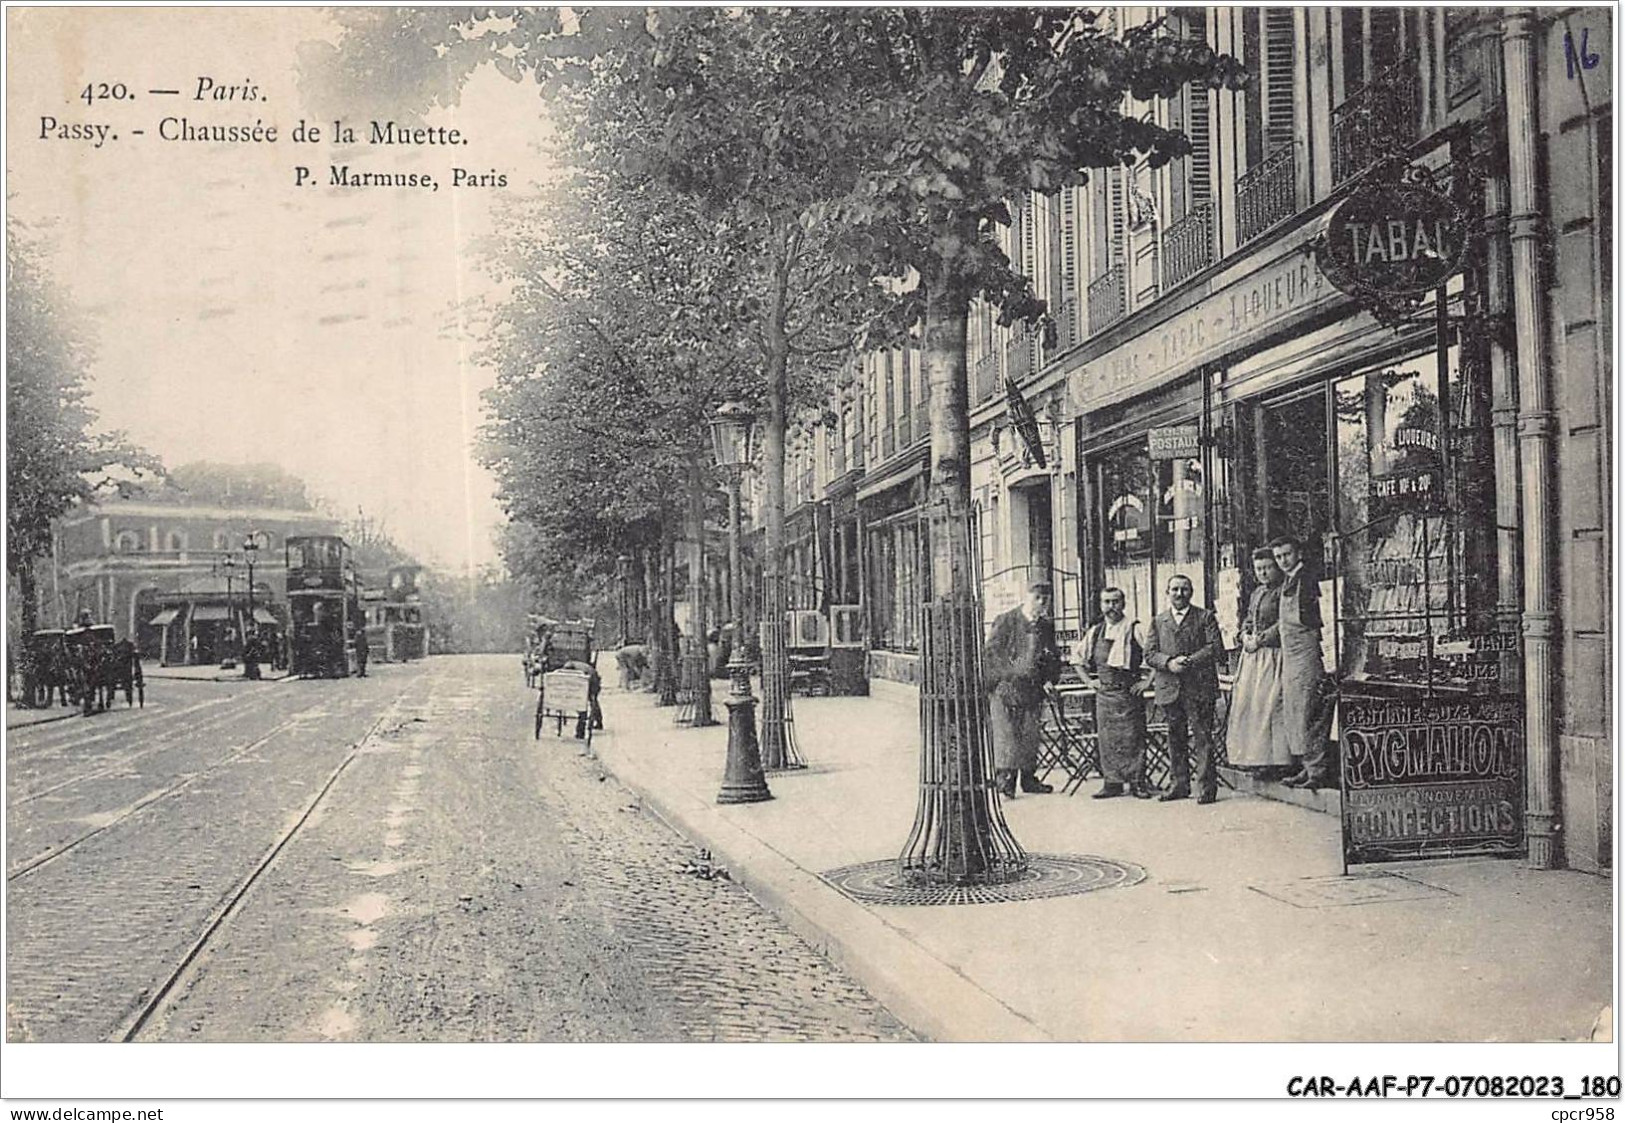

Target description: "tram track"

left=4, top=708, right=329, bottom=880
left=3, top=693, right=239, bottom=763
left=6, top=691, right=298, bottom=808
left=117, top=701, right=413, bottom=1042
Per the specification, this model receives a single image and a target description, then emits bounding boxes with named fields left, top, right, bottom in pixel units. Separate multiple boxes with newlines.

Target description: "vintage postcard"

left=3, top=5, right=1616, bottom=1112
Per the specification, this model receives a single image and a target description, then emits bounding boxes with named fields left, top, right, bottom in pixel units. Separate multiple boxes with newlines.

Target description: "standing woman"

left=1226, top=548, right=1292, bottom=773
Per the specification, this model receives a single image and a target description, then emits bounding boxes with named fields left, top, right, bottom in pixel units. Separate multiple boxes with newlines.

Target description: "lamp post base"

left=716, top=671, right=771, bottom=805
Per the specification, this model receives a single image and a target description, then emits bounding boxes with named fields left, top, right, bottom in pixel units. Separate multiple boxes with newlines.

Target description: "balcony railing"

left=1087, top=265, right=1127, bottom=336
left=1331, top=59, right=1423, bottom=185
left=1161, top=201, right=1216, bottom=291
left=1003, top=324, right=1033, bottom=382
left=1236, top=145, right=1297, bottom=246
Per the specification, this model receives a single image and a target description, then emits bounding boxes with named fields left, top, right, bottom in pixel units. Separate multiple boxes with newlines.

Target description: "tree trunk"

left=924, top=279, right=976, bottom=599
left=642, top=543, right=663, bottom=696
left=687, top=456, right=716, bottom=726
left=14, top=560, right=39, bottom=706
left=758, top=279, right=797, bottom=768
left=898, top=271, right=1027, bottom=886
left=657, top=521, right=680, bottom=706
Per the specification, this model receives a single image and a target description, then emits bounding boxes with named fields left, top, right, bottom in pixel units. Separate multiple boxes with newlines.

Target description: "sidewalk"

left=590, top=678, right=1613, bottom=1043
left=5, top=703, right=79, bottom=730
left=142, top=663, right=294, bottom=683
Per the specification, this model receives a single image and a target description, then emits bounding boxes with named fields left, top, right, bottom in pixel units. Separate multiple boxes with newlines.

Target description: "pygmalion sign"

left=1339, top=693, right=1526, bottom=865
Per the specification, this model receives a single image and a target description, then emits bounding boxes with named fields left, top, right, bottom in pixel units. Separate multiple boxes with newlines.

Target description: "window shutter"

left=1264, top=9, right=1296, bottom=156
left=1108, top=168, right=1126, bottom=267
left=1188, top=81, right=1212, bottom=200
left=1090, top=176, right=1111, bottom=279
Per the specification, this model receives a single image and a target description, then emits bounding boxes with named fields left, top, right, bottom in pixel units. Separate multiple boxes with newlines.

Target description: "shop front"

left=859, top=457, right=929, bottom=685
left=1071, top=171, right=1521, bottom=859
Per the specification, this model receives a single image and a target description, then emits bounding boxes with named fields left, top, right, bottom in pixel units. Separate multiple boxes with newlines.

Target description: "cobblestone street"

left=4, top=657, right=914, bottom=1043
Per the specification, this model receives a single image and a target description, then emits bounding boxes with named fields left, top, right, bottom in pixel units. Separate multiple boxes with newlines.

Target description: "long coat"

left=983, top=606, right=1062, bottom=771
left=1143, top=605, right=1224, bottom=707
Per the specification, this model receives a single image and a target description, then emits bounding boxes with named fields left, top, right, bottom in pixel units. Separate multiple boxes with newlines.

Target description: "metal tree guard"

left=757, top=570, right=805, bottom=772
left=898, top=511, right=1027, bottom=887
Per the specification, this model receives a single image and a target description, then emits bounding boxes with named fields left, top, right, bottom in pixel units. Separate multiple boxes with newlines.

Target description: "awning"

left=856, top=460, right=926, bottom=501
left=252, top=607, right=278, bottom=625
left=147, top=609, right=179, bottom=627
left=190, top=605, right=229, bottom=622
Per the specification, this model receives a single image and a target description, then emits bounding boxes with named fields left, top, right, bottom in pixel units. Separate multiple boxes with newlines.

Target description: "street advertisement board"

left=1339, top=692, right=1526, bottom=865
left=542, top=669, right=592, bottom=715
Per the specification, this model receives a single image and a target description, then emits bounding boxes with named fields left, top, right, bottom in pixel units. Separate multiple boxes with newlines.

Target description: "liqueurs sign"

left=1316, top=175, right=1467, bottom=300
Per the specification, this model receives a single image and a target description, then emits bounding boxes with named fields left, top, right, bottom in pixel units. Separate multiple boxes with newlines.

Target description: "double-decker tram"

left=286, top=535, right=363, bottom=677
left=360, top=564, right=428, bottom=662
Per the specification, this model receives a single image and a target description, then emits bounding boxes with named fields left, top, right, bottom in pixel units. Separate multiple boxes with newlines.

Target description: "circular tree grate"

left=821, top=854, right=1146, bottom=907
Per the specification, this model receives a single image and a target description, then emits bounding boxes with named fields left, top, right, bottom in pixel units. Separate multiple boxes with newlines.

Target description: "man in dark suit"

left=1144, top=573, right=1225, bottom=805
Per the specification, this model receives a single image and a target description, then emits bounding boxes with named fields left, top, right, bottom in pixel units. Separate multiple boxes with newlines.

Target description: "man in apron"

left=1075, top=588, right=1155, bottom=799
left=1272, top=536, right=1332, bottom=790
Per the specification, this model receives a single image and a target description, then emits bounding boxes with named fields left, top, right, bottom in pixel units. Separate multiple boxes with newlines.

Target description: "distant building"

left=41, top=498, right=341, bottom=661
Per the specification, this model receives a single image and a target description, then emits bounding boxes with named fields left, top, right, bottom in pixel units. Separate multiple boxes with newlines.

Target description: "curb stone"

left=591, top=716, right=1052, bottom=1044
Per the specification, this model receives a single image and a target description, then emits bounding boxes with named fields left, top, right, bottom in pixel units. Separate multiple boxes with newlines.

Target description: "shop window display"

left=1333, top=353, right=1469, bottom=686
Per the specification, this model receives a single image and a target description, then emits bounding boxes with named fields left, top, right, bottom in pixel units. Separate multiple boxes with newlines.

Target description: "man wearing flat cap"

left=984, top=576, right=1063, bottom=798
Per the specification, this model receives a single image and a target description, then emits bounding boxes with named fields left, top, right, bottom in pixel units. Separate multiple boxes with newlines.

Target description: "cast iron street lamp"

left=241, top=530, right=270, bottom=677
left=709, top=401, right=771, bottom=805
left=217, top=551, right=237, bottom=668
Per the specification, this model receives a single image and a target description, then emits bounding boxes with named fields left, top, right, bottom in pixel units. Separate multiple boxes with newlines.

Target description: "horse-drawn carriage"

left=24, top=623, right=142, bottom=714
left=528, top=617, right=602, bottom=744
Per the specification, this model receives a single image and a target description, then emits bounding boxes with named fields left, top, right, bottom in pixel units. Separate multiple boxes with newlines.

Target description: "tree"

left=305, top=7, right=908, bottom=763
left=6, top=224, right=159, bottom=643
left=807, top=10, right=1246, bottom=595
left=164, top=461, right=315, bottom=509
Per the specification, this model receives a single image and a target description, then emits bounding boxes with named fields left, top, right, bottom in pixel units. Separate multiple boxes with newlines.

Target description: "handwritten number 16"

left=1565, top=29, right=1601, bottom=80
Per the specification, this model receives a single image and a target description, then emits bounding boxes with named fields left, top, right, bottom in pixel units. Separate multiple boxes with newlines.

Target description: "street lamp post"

left=218, top=552, right=237, bottom=668
left=241, top=530, right=269, bottom=678
left=710, top=402, right=771, bottom=805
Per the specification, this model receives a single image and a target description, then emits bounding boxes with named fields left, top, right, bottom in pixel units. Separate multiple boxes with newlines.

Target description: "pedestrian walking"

left=1271, top=536, right=1332, bottom=789
left=1226, top=548, right=1293, bottom=773
left=1144, top=574, right=1224, bottom=804
left=354, top=625, right=370, bottom=678
left=1075, top=587, right=1155, bottom=800
left=242, top=629, right=262, bottom=680
left=984, top=577, right=1063, bottom=799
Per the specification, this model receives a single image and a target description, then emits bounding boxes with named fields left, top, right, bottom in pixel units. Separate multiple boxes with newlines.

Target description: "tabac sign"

left=1316, top=175, right=1468, bottom=301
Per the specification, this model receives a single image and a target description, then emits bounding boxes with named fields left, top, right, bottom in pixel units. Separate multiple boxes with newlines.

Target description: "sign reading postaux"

left=1317, top=175, right=1469, bottom=300
left=1148, top=424, right=1201, bottom=460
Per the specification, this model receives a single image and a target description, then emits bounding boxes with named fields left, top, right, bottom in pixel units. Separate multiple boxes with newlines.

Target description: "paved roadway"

left=4, top=656, right=914, bottom=1042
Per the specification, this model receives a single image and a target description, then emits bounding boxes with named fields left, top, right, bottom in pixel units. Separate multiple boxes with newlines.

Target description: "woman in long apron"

left=1226, top=548, right=1293, bottom=772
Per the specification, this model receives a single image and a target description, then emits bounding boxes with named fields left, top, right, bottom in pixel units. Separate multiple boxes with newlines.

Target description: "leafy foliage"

left=6, top=224, right=160, bottom=583
left=162, top=461, right=316, bottom=510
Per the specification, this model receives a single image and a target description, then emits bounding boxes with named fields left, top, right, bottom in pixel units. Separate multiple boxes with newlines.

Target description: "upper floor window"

left=1331, top=9, right=1429, bottom=185
left=167, top=530, right=187, bottom=552
left=114, top=530, right=142, bottom=554
left=213, top=531, right=230, bottom=550
left=1236, top=8, right=1300, bottom=244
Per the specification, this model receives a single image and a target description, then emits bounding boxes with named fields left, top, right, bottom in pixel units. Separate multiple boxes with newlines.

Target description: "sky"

left=6, top=8, right=561, bottom=575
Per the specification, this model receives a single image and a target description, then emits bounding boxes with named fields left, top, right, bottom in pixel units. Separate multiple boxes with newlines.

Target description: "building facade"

left=40, top=498, right=341, bottom=663
left=773, top=7, right=1609, bottom=872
